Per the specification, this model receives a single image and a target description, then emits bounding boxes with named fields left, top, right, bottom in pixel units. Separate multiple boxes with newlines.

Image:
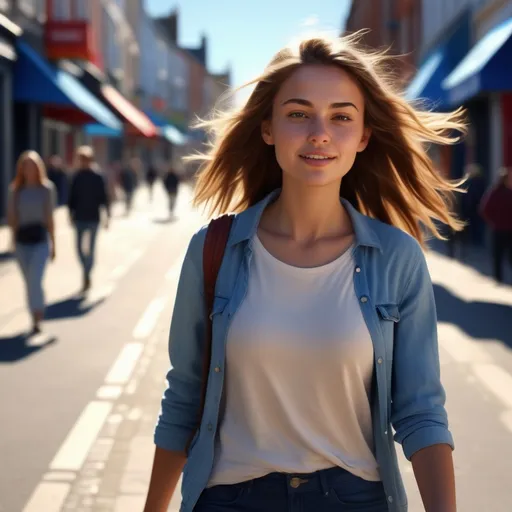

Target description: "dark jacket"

left=68, top=168, right=110, bottom=223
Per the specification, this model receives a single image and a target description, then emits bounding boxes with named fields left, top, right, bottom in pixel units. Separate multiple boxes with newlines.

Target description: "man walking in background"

left=163, top=165, right=180, bottom=219
left=68, top=146, right=110, bottom=292
left=47, top=155, right=68, bottom=206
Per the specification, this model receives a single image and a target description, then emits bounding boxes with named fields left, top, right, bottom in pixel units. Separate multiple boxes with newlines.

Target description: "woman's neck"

left=263, top=181, right=352, bottom=243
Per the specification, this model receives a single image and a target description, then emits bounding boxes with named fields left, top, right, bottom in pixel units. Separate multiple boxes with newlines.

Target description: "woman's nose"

left=307, top=119, right=331, bottom=145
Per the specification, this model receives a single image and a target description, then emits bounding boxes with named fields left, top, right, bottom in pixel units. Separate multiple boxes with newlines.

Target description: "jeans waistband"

left=232, top=466, right=369, bottom=495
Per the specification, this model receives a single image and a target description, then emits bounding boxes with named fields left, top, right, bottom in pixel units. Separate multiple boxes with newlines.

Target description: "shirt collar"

left=228, top=189, right=383, bottom=252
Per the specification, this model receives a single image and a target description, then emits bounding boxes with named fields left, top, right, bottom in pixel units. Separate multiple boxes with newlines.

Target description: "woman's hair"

left=191, top=32, right=467, bottom=245
left=11, top=150, right=48, bottom=191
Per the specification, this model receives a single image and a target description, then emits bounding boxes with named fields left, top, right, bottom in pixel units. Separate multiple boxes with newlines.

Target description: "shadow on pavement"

left=45, top=294, right=105, bottom=320
left=0, top=332, right=57, bottom=363
left=434, top=283, right=512, bottom=349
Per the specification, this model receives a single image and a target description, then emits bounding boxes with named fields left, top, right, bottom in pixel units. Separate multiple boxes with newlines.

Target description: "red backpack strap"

left=186, top=214, right=234, bottom=452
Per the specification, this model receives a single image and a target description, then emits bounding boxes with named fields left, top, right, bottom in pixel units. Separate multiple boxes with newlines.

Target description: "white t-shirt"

left=208, top=235, right=379, bottom=486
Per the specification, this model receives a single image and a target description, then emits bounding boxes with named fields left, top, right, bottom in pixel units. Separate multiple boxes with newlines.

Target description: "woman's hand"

left=50, top=245, right=56, bottom=262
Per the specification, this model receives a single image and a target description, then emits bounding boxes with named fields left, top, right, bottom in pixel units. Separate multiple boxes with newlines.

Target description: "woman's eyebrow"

left=281, top=98, right=359, bottom=111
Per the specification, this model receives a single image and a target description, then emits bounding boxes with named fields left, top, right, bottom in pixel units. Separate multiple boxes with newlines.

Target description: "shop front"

left=0, top=15, right=21, bottom=219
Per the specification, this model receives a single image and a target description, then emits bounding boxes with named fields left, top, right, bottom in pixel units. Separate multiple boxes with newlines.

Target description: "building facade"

left=345, top=0, right=422, bottom=82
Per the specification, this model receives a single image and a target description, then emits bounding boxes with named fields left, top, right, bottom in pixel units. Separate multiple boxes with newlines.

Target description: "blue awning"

left=442, top=17, right=512, bottom=105
left=84, top=123, right=122, bottom=138
left=162, top=125, right=188, bottom=145
left=405, top=51, right=446, bottom=106
left=14, top=41, right=121, bottom=130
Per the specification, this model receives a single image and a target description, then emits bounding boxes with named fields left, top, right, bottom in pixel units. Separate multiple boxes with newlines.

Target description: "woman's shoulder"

left=364, top=215, right=424, bottom=261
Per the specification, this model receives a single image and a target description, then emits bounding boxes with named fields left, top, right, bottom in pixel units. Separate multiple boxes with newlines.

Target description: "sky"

left=145, top=0, right=353, bottom=94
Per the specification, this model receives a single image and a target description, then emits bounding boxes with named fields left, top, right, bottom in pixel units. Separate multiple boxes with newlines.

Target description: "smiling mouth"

left=299, top=154, right=336, bottom=161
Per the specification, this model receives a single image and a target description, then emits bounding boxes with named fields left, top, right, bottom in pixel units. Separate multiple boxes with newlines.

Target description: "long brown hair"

left=11, top=150, right=49, bottom=191
left=192, top=32, right=467, bottom=245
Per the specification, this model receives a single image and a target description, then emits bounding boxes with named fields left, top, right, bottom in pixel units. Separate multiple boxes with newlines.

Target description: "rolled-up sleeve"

left=391, top=244, right=454, bottom=461
left=154, top=230, right=206, bottom=452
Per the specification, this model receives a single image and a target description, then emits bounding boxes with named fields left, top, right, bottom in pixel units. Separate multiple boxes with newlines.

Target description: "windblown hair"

left=11, top=150, right=49, bottom=191
left=192, top=32, right=467, bottom=245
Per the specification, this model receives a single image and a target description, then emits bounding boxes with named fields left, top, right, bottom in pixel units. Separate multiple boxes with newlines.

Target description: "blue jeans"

left=75, top=221, right=99, bottom=276
left=194, top=467, right=388, bottom=511
left=15, top=241, right=50, bottom=313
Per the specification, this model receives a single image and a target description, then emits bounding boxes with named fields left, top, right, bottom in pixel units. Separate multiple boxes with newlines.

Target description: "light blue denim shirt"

left=155, top=190, right=453, bottom=512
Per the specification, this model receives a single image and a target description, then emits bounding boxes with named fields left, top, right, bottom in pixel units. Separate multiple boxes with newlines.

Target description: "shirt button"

left=360, top=296, right=368, bottom=303
left=355, top=266, right=361, bottom=273
left=377, top=357, right=383, bottom=364
left=207, top=423, right=213, bottom=431
left=290, top=477, right=300, bottom=488
left=214, top=366, right=221, bottom=373
left=384, top=430, right=388, bottom=435
left=388, top=496, right=394, bottom=503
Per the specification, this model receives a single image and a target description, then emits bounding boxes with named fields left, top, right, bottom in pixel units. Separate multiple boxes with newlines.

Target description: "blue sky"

left=145, top=0, right=353, bottom=91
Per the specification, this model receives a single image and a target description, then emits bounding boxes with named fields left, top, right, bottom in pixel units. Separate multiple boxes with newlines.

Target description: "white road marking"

left=43, top=472, right=77, bottom=482
left=97, top=385, right=123, bottom=400
left=132, top=297, right=166, bottom=339
left=104, top=343, right=144, bottom=385
left=501, top=410, right=512, bottom=434
left=472, top=363, right=512, bottom=409
left=50, top=401, right=113, bottom=471
left=111, top=249, right=143, bottom=280
left=22, top=482, right=70, bottom=512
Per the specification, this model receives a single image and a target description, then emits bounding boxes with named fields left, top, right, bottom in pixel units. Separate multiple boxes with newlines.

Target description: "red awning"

left=101, top=85, right=157, bottom=138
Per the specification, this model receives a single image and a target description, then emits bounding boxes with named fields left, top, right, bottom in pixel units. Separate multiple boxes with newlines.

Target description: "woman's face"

left=22, top=159, right=39, bottom=184
left=262, top=64, right=370, bottom=188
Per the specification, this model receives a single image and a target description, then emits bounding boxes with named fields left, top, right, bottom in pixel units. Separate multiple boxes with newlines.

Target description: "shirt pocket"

left=375, top=304, right=400, bottom=360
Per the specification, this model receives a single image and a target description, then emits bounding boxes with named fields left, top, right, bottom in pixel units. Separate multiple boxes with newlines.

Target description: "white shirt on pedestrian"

left=207, top=235, right=379, bottom=487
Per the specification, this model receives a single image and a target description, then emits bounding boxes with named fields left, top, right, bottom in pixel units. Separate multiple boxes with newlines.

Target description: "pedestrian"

left=46, top=155, right=68, bottom=206
left=146, top=162, right=158, bottom=202
left=479, top=166, right=512, bottom=283
left=447, top=163, right=486, bottom=259
left=67, top=146, right=110, bottom=292
left=144, top=34, right=465, bottom=512
left=7, top=151, right=56, bottom=334
left=163, top=165, right=180, bottom=218
left=119, top=158, right=139, bottom=216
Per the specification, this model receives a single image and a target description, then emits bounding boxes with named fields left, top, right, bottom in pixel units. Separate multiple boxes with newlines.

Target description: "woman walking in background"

left=7, top=151, right=56, bottom=334
left=144, top=33, right=465, bottom=512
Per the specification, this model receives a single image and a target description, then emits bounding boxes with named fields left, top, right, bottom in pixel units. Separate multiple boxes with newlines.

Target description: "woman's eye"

left=333, top=114, right=351, bottom=122
left=288, top=112, right=307, bottom=119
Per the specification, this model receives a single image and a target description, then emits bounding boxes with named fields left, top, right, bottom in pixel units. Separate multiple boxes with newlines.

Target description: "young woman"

left=7, top=151, right=56, bottom=334
left=145, top=34, right=465, bottom=512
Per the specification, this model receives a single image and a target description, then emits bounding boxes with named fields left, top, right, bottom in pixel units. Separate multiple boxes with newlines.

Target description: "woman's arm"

left=145, top=229, right=207, bottom=510
left=6, top=189, right=17, bottom=251
left=412, top=444, right=456, bottom=512
left=391, top=240, right=455, bottom=511
left=143, top=447, right=186, bottom=512
left=47, top=185, right=57, bottom=260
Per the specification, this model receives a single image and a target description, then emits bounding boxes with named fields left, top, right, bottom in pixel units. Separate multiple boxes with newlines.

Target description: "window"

left=52, top=0, right=71, bottom=20
left=75, top=0, right=89, bottom=20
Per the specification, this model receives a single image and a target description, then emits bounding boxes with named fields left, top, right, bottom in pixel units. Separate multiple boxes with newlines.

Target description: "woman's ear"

left=357, top=126, right=372, bottom=153
left=261, top=120, right=274, bottom=145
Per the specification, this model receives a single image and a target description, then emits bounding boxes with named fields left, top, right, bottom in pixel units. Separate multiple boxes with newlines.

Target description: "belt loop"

left=319, top=470, right=329, bottom=497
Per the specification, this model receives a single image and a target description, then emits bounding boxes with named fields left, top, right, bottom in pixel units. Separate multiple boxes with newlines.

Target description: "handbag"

left=15, top=223, right=47, bottom=245
left=186, top=214, right=234, bottom=452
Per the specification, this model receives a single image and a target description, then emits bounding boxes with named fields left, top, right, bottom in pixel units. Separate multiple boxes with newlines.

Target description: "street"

left=1, top=185, right=512, bottom=512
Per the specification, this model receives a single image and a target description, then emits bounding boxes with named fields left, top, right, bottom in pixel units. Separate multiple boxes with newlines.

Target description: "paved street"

left=1, top=187, right=512, bottom=512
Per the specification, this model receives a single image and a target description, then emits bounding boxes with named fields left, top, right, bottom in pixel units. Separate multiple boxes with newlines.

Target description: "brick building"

left=345, top=0, right=422, bottom=82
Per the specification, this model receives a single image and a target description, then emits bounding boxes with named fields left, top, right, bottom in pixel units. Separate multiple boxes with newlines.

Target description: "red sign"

left=45, top=21, right=99, bottom=65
